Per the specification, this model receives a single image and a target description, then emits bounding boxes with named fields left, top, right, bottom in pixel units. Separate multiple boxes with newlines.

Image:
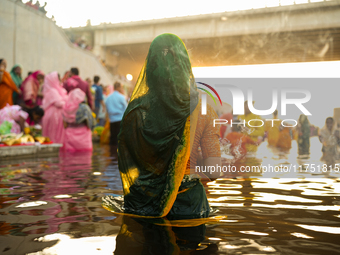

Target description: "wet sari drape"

left=107, top=33, right=199, bottom=217
left=319, top=121, right=338, bottom=163
left=42, top=72, right=68, bottom=144
left=297, top=114, right=310, bottom=156
left=63, top=89, right=94, bottom=152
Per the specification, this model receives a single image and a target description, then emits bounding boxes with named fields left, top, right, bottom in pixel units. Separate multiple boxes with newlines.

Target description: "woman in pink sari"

left=42, top=72, right=68, bottom=144
left=63, top=88, right=95, bottom=152
left=21, top=70, right=45, bottom=107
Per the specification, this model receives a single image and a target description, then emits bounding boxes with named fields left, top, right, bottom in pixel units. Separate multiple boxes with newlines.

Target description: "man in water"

left=105, top=82, right=127, bottom=145
left=92, top=75, right=105, bottom=120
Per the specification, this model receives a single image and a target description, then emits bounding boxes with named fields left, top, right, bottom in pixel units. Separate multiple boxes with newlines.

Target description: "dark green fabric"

left=298, top=114, right=310, bottom=156
left=10, top=65, right=22, bottom=104
left=102, top=179, right=210, bottom=219
left=117, top=33, right=199, bottom=216
left=168, top=179, right=210, bottom=219
left=115, top=216, right=179, bottom=255
left=114, top=216, right=206, bottom=255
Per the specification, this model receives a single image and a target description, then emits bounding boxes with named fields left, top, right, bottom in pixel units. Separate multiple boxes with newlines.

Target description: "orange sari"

left=0, top=71, right=19, bottom=109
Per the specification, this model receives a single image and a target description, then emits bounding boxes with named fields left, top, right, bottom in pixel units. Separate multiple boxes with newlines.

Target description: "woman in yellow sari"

left=265, top=110, right=280, bottom=146
left=102, top=33, right=221, bottom=219
left=265, top=110, right=293, bottom=150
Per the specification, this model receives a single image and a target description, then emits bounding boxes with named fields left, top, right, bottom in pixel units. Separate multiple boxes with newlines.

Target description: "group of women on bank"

left=0, top=59, right=45, bottom=132
left=0, top=58, right=44, bottom=109
left=0, top=59, right=94, bottom=152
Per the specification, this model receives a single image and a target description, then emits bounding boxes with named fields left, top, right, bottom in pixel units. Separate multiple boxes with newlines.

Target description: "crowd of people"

left=219, top=101, right=340, bottom=166
left=1, top=55, right=338, bottom=162
left=24, top=0, right=47, bottom=14
left=71, top=38, right=92, bottom=51
left=2, top=33, right=340, bottom=236
left=0, top=58, right=128, bottom=152
left=1, top=55, right=338, bottom=161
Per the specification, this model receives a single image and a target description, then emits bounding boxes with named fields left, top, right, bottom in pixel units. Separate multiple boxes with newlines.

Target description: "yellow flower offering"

left=24, top=127, right=30, bottom=134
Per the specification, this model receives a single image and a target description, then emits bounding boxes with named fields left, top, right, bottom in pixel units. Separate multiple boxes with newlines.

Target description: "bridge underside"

left=104, top=27, right=340, bottom=81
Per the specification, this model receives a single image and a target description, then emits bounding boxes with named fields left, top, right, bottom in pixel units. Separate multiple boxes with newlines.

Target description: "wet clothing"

left=265, top=117, right=292, bottom=150
left=319, top=123, right=339, bottom=163
left=63, top=89, right=95, bottom=152
left=219, top=112, right=233, bottom=139
left=63, top=75, right=93, bottom=110
left=238, top=113, right=264, bottom=152
left=109, top=121, right=121, bottom=146
left=187, top=103, right=220, bottom=174
left=42, top=72, right=68, bottom=144
left=226, top=132, right=257, bottom=159
left=296, top=115, right=310, bottom=156
left=102, top=34, right=221, bottom=219
left=276, top=127, right=293, bottom=150
left=265, top=117, right=281, bottom=147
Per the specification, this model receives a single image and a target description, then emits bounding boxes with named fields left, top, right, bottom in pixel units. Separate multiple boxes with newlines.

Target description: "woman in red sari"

left=21, top=70, right=45, bottom=107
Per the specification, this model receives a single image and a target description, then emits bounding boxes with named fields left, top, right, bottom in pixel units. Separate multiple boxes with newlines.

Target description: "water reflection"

left=114, top=216, right=217, bottom=255
left=0, top=142, right=340, bottom=254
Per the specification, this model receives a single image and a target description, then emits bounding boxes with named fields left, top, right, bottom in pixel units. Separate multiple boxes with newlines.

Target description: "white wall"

left=0, top=0, right=113, bottom=85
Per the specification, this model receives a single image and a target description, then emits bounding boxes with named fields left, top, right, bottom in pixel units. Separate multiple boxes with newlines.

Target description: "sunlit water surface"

left=0, top=139, right=340, bottom=255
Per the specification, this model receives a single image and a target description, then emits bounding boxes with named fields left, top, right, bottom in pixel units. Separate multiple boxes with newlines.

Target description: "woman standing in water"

left=42, top=71, right=68, bottom=144
left=103, top=33, right=221, bottom=218
left=265, top=110, right=280, bottom=147
left=296, top=114, right=311, bottom=156
left=319, top=117, right=339, bottom=165
left=63, top=88, right=95, bottom=152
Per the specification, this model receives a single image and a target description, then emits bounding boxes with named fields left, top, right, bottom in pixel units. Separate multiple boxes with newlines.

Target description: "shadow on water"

left=0, top=140, right=340, bottom=254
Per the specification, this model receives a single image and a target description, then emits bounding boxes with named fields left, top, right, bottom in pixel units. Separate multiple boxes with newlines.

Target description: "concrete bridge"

left=65, top=1, right=340, bottom=82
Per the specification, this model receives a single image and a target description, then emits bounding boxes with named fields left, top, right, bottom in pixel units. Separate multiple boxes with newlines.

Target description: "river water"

left=0, top=139, right=340, bottom=255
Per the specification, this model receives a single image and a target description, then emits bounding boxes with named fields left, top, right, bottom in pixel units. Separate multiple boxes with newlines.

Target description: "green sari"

left=102, top=33, right=200, bottom=218
left=10, top=65, right=23, bottom=104
left=297, top=114, right=310, bottom=156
